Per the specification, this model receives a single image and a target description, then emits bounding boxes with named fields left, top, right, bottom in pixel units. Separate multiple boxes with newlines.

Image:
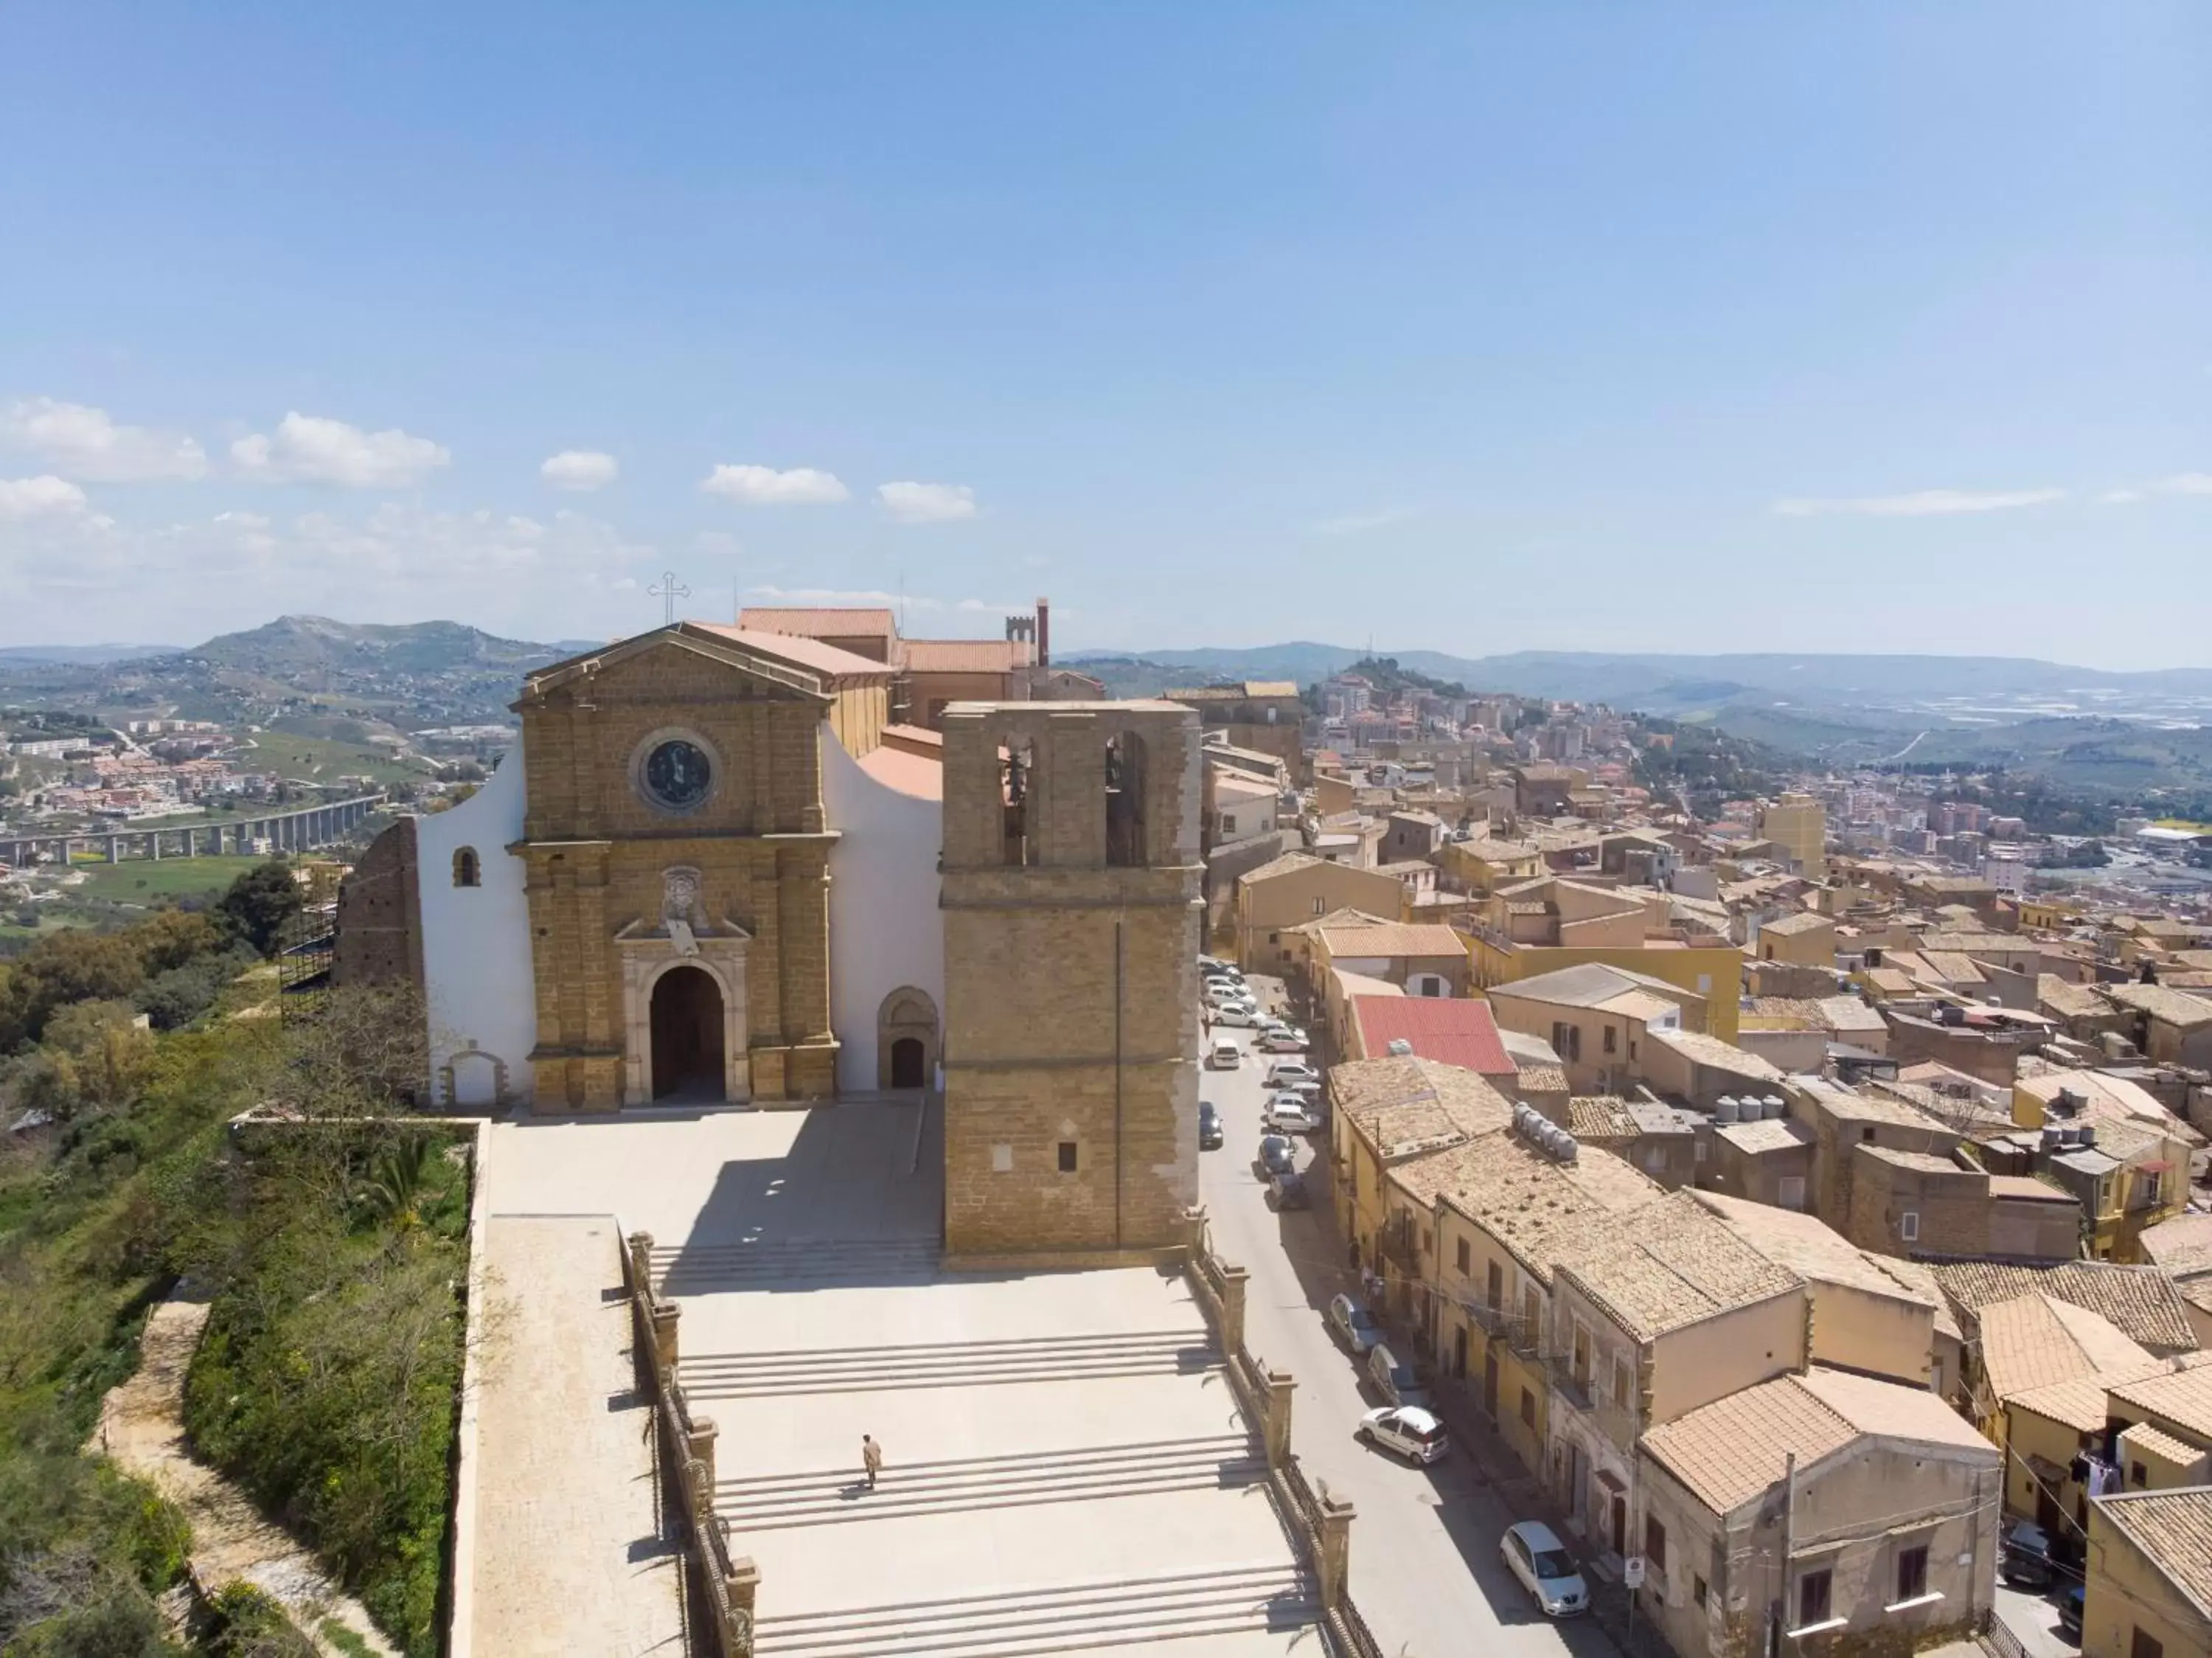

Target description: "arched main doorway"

left=889, top=1036, right=927, bottom=1089
left=650, top=965, right=726, bottom=1100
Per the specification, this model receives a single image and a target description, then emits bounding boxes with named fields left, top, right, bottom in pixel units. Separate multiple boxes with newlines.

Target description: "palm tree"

left=356, top=1135, right=432, bottom=1232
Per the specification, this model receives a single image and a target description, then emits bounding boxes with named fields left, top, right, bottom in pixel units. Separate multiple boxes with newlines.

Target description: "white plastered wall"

left=414, top=738, right=536, bottom=1107
left=821, top=729, right=945, bottom=1095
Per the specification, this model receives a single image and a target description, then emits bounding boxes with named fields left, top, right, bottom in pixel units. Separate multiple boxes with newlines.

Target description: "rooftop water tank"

left=1714, top=1097, right=1741, bottom=1124
left=1386, top=1038, right=1414, bottom=1057
left=1557, top=1131, right=1579, bottom=1164
left=1763, top=1096, right=1787, bottom=1120
left=2078, top=1124, right=2096, bottom=1149
left=2040, top=1125, right=2063, bottom=1152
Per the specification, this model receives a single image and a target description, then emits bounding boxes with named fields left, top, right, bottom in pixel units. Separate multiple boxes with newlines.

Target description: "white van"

left=1207, top=1038, right=1242, bottom=1069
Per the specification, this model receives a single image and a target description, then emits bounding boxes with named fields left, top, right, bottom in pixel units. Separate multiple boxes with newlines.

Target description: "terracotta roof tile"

left=1352, top=996, right=1512, bottom=1075
left=1555, top=1190, right=1802, bottom=1343
left=1978, top=1292, right=2156, bottom=1402
left=1929, top=1260, right=2202, bottom=1353
left=2094, top=1488, right=2212, bottom=1615
left=2109, top=1361, right=2212, bottom=1444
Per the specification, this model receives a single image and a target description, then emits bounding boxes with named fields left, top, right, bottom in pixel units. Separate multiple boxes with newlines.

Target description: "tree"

left=218, top=860, right=302, bottom=957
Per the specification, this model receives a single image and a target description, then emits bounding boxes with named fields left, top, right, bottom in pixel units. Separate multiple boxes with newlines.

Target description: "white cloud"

left=2099, top=489, right=2143, bottom=505
left=876, top=480, right=978, bottom=523
left=541, top=449, right=619, bottom=491
left=231, top=412, right=451, bottom=487
left=2, top=397, right=208, bottom=482
left=0, top=474, right=97, bottom=520
left=700, top=464, right=849, bottom=505
left=1307, top=506, right=1416, bottom=536
left=1772, top=488, right=2065, bottom=518
left=742, top=583, right=1023, bottom=615
left=2157, top=471, right=2212, bottom=495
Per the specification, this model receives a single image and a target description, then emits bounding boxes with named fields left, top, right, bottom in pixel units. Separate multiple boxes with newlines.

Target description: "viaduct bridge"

left=0, top=795, right=383, bottom=870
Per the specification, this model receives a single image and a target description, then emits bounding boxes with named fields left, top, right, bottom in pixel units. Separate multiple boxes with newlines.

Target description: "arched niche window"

left=453, top=846, right=481, bottom=888
left=1001, top=738, right=1036, bottom=867
left=1105, top=732, right=1148, bottom=867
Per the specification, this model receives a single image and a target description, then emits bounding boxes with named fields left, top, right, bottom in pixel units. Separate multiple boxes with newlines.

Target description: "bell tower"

left=938, top=701, right=1203, bottom=1260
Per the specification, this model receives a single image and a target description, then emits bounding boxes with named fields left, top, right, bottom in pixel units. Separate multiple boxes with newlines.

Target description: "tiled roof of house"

left=1690, top=1190, right=1938, bottom=1308
left=2140, top=1213, right=2212, bottom=1279
left=2006, top=1373, right=2140, bottom=1435
left=1641, top=1367, right=1994, bottom=1515
left=1514, top=1064, right=1569, bottom=1097
left=902, top=638, right=1025, bottom=673
left=1329, top=1058, right=1514, bottom=1162
left=2109, top=1360, right=2212, bottom=1445
left=855, top=744, right=942, bottom=800
left=1403, top=1136, right=1660, bottom=1283
left=2037, top=975, right=2115, bottom=1020
left=735, top=605, right=897, bottom=637
left=1565, top=1097, right=1641, bottom=1140
left=1713, top=1117, right=1815, bottom=1156
left=1314, top=922, right=1467, bottom=959
left=1554, top=1190, right=1802, bottom=1344
left=2093, top=1488, right=2212, bottom=1617
left=2104, top=982, right=2212, bottom=1028
left=1352, top=996, right=1512, bottom=1075
left=1929, top=1261, right=2203, bottom=1354
left=1977, top=1292, right=2157, bottom=1403
left=689, top=623, right=900, bottom=682
left=1487, top=961, right=1687, bottom=1012
left=2120, top=1421, right=2205, bottom=1470
left=1762, top=911, right=1832, bottom=937
left=1237, top=851, right=1326, bottom=887
left=1651, top=1030, right=1782, bottom=1078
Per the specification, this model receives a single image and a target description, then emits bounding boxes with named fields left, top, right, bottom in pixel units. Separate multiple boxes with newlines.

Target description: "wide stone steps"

left=750, top=1561, right=1317, bottom=1658
left=682, top=1330, right=1215, bottom=1400
left=715, top=1433, right=1263, bottom=1529
left=649, top=1237, right=943, bottom=1293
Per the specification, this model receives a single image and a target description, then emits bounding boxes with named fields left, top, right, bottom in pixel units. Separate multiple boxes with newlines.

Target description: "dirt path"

left=92, top=1297, right=401, bottom=1658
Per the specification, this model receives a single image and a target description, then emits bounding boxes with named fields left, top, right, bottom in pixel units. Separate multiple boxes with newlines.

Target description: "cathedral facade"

left=333, top=615, right=1204, bottom=1249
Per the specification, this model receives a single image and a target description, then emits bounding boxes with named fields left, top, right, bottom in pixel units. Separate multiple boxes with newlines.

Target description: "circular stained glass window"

left=642, top=738, right=712, bottom=811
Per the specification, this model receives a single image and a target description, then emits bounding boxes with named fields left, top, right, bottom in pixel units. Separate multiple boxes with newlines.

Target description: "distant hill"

left=0, top=642, right=180, bottom=666
left=1065, top=645, right=2212, bottom=704
left=176, top=615, right=570, bottom=677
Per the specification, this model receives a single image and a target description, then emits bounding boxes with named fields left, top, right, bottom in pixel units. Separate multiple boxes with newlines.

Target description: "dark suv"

left=1198, top=1101, right=1223, bottom=1150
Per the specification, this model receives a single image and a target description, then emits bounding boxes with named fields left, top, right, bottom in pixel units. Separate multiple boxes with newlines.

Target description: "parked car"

left=1268, top=1169, right=1310, bottom=1210
left=1366, top=1342, right=1430, bottom=1410
left=1358, top=1406, right=1449, bottom=1465
left=1500, top=1521, right=1587, bottom=1617
left=1207, top=1038, right=1242, bottom=1069
left=1214, top=1002, right=1262, bottom=1027
left=1198, top=1101, right=1222, bottom=1150
left=1256, top=1134, right=1296, bottom=1181
left=1197, top=954, right=1227, bottom=972
left=2001, top=1521, right=2055, bottom=1591
left=1256, top=1028, right=1308, bottom=1053
left=1205, top=981, right=1251, bottom=1005
left=1265, top=1095, right=1321, bottom=1134
left=2056, top=1582, right=2084, bottom=1642
left=1328, top=1294, right=1382, bottom=1355
left=1265, top=1060, right=1322, bottom=1089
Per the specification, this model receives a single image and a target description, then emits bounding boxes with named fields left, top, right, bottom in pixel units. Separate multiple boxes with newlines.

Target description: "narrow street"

left=1197, top=984, right=1620, bottom=1658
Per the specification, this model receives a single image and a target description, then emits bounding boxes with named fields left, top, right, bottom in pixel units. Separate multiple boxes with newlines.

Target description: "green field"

left=70, top=853, right=267, bottom=903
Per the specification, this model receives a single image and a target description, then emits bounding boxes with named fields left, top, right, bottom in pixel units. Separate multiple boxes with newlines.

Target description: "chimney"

left=1036, top=597, right=1050, bottom=667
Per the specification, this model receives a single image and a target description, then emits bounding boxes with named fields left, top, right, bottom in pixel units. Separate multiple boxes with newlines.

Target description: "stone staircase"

left=648, top=1236, right=943, bottom=1294
left=681, top=1329, right=1215, bottom=1400
left=715, top=1433, right=1264, bottom=1530
left=748, top=1562, right=1318, bottom=1658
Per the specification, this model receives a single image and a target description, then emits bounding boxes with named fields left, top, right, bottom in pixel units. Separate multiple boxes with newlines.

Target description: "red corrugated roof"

left=1353, top=996, right=1512, bottom=1075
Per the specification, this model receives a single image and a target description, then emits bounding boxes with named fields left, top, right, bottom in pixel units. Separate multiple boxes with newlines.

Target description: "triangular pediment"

left=519, top=624, right=835, bottom=707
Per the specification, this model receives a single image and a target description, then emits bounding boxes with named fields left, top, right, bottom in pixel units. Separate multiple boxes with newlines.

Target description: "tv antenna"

left=649, top=570, right=691, bottom=627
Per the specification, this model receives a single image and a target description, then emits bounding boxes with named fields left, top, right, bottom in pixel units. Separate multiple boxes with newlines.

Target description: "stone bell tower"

left=938, top=701, right=1203, bottom=1260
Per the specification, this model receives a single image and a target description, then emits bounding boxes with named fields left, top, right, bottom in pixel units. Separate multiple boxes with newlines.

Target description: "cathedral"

left=333, top=611, right=1206, bottom=1254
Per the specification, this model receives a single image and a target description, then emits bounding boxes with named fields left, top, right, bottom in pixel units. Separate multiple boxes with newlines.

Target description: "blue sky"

left=1, top=3, right=2207, bottom=665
